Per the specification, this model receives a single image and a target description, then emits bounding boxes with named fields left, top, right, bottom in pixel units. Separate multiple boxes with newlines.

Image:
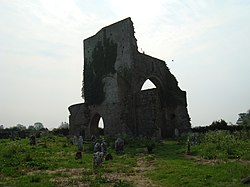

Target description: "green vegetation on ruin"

left=0, top=131, right=249, bottom=187
left=83, top=37, right=117, bottom=105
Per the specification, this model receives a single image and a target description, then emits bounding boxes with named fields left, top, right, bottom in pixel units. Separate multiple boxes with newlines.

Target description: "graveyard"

left=1, top=1, right=250, bottom=186
left=0, top=130, right=249, bottom=187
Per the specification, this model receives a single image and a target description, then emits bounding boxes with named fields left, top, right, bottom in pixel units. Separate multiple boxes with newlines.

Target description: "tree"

left=34, top=122, right=44, bottom=130
left=59, top=122, right=69, bottom=129
left=28, top=125, right=35, bottom=131
left=16, top=124, right=26, bottom=130
left=237, top=109, right=250, bottom=126
left=209, top=119, right=228, bottom=130
left=0, top=125, right=4, bottom=129
left=52, top=122, right=69, bottom=136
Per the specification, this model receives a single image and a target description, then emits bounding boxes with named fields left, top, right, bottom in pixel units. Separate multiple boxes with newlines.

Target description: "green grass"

left=191, top=130, right=250, bottom=160
left=146, top=141, right=249, bottom=187
left=0, top=132, right=249, bottom=187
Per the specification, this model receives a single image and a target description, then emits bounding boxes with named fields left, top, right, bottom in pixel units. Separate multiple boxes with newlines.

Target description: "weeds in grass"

left=2, top=142, right=26, bottom=158
left=30, top=175, right=41, bottom=183
left=192, top=130, right=250, bottom=160
left=0, top=132, right=249, bottom=186
left=114, top=179, right=133, bottom=187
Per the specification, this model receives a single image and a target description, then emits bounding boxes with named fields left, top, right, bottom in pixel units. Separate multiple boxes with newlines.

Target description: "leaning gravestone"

left=78, top=136, right=83, bottom=152
left=115, top=137, right=124, bottom=154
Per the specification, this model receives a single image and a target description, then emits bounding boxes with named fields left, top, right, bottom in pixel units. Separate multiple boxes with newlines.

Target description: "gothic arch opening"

left=140, top=76, right=163, bottom=92
left=90, top=113, right=105, bottom=136
left=141, top=79, right=156, bottom=90
left=138, top=76, right=166, bottom=138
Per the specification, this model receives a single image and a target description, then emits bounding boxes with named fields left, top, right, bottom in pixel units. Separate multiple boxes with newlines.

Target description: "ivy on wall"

left=83, top=37, right=118, bottom=105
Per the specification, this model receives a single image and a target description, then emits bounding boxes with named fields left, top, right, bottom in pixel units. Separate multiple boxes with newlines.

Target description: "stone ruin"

left=68, top=17, right=191, bottom=139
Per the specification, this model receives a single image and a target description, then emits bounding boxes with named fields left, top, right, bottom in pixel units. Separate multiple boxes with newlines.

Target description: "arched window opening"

left=98, top=117, right=104, bottom=129
left=90, top=114, right=105, bottom=136
left=141, top=79, right=156, bottom=91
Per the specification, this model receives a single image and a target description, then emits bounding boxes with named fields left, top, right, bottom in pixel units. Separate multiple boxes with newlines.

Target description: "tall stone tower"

left=69, top=18, right=190, bottom=138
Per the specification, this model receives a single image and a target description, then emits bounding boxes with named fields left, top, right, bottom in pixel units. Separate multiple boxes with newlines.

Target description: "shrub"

left=193, top=130, right=250, bottom=160
left=2, top=143, right=26, bottom=158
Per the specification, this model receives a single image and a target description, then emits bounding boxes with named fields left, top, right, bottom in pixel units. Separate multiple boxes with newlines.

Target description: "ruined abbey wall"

left=69, top=18, right=191, bottom=138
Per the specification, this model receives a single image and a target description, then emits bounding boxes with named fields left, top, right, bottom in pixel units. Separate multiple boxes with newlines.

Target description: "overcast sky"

left=0, top=0, right=250, bottom=129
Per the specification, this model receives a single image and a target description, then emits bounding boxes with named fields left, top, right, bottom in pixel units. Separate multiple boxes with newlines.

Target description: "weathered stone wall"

left=135, top=89, right=162, bottom=137
left=87, top=103, right=124, bottom=137
left=69, top=17, right=191, bottom=138
left=131, top=52, right=190, bottom=136
left=68, top=103, right=90, bottom=137
left=83, top=18, right=137, bottom=105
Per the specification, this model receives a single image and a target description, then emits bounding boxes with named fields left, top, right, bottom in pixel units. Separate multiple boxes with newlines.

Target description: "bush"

left=2, top=143, right=26, bottom=158
left=192, top=130, right=250, bottom=160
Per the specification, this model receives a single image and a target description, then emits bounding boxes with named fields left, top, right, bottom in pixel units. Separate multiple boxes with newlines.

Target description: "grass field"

left=0, top=131, right=249, bottom=187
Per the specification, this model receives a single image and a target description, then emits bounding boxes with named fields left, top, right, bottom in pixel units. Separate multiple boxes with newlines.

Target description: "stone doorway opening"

left=90, top=113, right=105, bottom=136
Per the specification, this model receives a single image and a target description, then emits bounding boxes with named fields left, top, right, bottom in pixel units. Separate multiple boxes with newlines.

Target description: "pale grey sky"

left=0, top=0, right=250, bottom=129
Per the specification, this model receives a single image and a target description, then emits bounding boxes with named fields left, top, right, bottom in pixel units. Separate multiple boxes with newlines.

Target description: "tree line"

left=192, top=109, right=250, bottom=133
left=0, top=122, right=69, bottom=139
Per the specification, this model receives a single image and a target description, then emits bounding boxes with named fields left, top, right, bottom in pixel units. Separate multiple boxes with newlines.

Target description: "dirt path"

left=27, top=156, right=162, bottom=186
left=103, top=156, right=163, bottom=187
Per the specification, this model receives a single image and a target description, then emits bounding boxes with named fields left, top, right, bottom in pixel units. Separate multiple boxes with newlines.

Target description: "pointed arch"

left=140, top=76, right=163, bottom=92
left=138, top=76, right=166, bottom=137
left=98, top=117, right=104, bottom=129
left=141, top=79, right=156, bottom=90
left=90, top=113, right=105, bottom=136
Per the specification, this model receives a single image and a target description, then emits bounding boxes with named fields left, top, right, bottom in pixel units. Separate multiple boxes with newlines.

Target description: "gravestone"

left=115, top=137, right=124, bottom=154
left=101, top=141, right=107, bottom=155
left=187, top=137, right=191, bottom=155
left=75, top=151, right=82, bottom=160
left=105, top=153, right=113, bottom=161
left=174, top=128, right=180, bottom=138
left=93, top=151, right=104, bottom=167
left=73, top=135, right=78, bottom=145
left=94, top=142, right=101, bottom=153
left=78, top=136, right=83, bottom=152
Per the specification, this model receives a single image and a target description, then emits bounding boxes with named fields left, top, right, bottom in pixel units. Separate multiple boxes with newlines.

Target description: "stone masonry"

left=68, top=17, right=191, bottom=138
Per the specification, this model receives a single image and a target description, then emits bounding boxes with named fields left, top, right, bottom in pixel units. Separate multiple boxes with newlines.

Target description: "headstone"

left=146, top=141, right=155, bottom=154
left=75, top=151, right=82, bottom=160
left=78, top=136, right=83, bottom=152
left=147, top=145, right=153, bottom=154
left=73, top=136, right=78, bottom=145
left=187, top=137, right=191, bottom=155
left=191, top=133, right=197, bottom=145
left=94, top=142, right=101, bottom=153
left=91, top=135, right=96, bottom=142
left=174, top=128, right=179, bottom=138
left=101, top=141, right=107, bottom=155
left=93, top=151, right=104, bottom=167
left=29, top=135, right=36, bottom=145
left=105, top=153, right=113, bottom=161
left=115, top=137, right=124, bottom=154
